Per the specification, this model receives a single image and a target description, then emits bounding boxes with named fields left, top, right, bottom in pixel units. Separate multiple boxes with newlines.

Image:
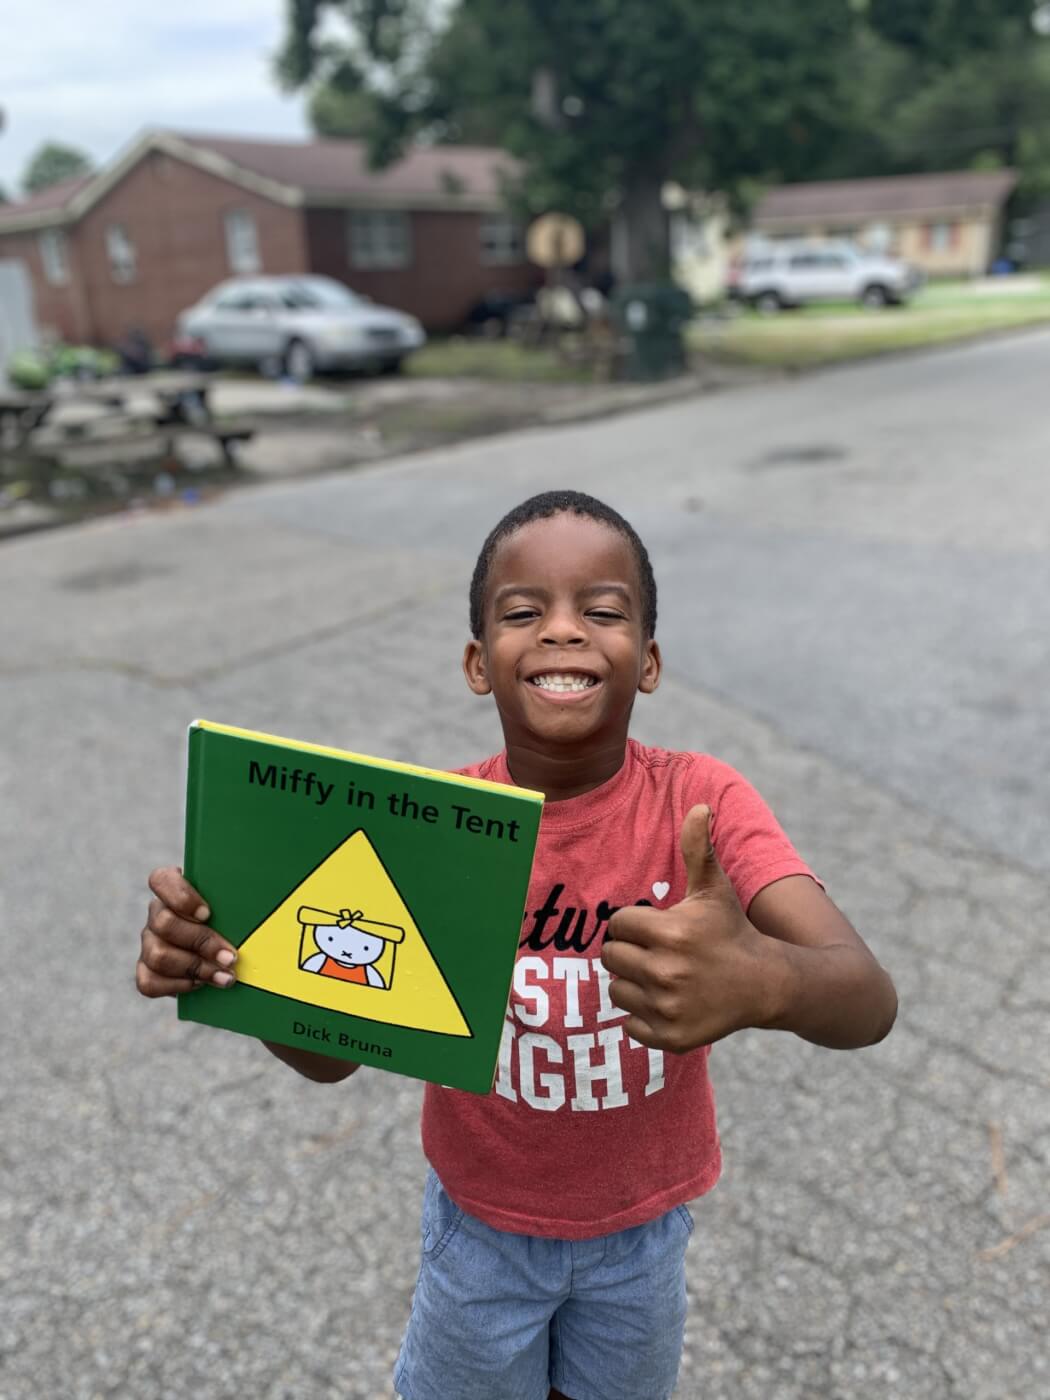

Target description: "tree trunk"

left=611, top=168, right=670, bottom=284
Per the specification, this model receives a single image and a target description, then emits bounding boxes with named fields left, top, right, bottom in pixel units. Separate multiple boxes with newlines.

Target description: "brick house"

left=0, top=129, right=539, bottom=348
left=750, top=170, right=1017, bottom=277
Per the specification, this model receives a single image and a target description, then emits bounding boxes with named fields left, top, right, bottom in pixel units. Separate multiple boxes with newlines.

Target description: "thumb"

left=680, top=804, right=722, bottom=898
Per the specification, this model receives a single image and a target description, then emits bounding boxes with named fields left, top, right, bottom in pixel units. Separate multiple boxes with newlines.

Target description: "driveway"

left=2, top=329, right=1048, bottom=1399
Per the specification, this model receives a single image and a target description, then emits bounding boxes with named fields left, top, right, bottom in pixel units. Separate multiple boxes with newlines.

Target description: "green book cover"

left=178, top=720, right=542, bottom=1093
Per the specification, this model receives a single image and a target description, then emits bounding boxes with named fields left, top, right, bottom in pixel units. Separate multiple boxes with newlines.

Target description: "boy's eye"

left=588, top=609, right=626, bottom=620
left=502, top=608, right=538, bottom=621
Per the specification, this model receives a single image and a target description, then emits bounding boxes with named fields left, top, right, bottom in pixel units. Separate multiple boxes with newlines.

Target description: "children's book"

left=178, top=720, right=543, bottom=1093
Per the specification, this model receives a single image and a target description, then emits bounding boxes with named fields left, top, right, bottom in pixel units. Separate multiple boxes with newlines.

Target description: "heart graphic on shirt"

left=651, top=881, right=670, bottom=901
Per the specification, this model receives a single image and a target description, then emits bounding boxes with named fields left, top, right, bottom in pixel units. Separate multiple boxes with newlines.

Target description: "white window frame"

left=224, top=209, right=261, bottom=275
left=928, top=221, right=954, bottom=253
left=39, top=229, right=70, bottom=286
left=479, top=213, right=525, bottom=266
left=105, top=224, right=137, bottom=284
left=347, top=210, right=412, bottom=269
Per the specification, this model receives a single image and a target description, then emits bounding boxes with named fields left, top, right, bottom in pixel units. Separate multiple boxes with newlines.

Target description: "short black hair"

left=469, top=490, right=657, bottom=639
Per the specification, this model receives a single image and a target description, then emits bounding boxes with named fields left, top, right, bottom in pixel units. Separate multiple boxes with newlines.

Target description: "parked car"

left=173, top=275, right=426, bottom=378
left=729, top=241, right=923, bottom=311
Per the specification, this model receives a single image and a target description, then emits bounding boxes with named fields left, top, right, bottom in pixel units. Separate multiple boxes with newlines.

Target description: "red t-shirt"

left=421, top=740, right=819, bottom=1240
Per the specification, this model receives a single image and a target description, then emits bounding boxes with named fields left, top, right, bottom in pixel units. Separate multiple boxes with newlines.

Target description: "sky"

left=0, top=1, right=312, bottom=196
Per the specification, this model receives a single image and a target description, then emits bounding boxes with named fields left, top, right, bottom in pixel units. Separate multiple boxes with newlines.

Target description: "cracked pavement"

left=1, top=330, right=1048, bottom=1399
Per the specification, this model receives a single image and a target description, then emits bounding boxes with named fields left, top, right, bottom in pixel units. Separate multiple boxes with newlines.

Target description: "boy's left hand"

left=601, top=804, right=785, bottom=1052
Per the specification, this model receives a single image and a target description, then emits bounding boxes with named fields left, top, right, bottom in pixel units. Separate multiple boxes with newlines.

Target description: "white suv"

left=731, top=241, right=922, bottom=311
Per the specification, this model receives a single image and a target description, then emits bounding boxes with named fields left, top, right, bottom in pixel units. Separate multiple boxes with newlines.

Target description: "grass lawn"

left=406, top=337, right=598, bottom=382
left=689, top=276, right=1050, bottom=370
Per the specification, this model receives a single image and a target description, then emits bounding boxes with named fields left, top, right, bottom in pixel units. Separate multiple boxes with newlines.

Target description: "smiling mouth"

left=528, top=672, right=600, bottom=693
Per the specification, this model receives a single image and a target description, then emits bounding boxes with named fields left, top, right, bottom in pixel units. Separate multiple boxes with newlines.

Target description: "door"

left=0, top=260, right=38, bottom=385
left=205, top=287, right=282, bottom=363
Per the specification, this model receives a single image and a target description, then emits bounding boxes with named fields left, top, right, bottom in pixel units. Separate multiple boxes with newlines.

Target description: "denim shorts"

left=394, top=1168, right=694, bottom=1400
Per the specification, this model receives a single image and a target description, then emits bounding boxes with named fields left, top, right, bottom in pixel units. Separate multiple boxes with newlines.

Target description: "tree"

left=835, top=6, right=1050, bottom=205
left=22, top=142, right=94, bottom=195
left=277, top=0, right=859, bottom=281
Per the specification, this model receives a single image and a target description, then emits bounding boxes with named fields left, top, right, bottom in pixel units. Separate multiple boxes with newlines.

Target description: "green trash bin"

left=610, top=283, right=694, bottom=380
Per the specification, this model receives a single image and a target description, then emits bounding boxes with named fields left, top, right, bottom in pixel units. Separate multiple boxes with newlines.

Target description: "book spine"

left=182, top=725, right=207, bottom=893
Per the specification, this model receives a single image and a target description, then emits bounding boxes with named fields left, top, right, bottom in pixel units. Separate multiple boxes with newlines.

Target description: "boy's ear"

left=639, top=639, right=662, bottom=694
left=463, top=639, right=492, bottom=695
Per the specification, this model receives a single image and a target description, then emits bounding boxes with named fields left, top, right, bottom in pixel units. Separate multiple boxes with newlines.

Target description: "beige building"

left=751, top=170, right=1017, bottom=278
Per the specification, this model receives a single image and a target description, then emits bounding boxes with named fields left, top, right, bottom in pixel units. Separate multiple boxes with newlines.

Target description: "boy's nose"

left=538, top=611, right=586, bottom=645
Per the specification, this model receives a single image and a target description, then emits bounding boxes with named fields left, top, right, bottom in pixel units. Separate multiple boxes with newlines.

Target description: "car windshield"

left=286, top=279, right=363, bottom=309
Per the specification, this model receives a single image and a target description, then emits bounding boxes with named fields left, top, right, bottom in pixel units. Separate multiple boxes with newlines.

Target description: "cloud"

left=0, top=1, right=310, bottom=192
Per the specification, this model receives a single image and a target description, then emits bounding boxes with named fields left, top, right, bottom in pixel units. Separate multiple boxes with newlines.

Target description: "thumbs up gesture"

left=600, top=805, right=785, bottom=1052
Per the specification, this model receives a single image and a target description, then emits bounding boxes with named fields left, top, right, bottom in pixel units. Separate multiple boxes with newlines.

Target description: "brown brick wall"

left=0, top=228, right=93, bottom=342
left=304, top=207, right=538, bottom=331
left=0, top=152, right=310, bottom=351
left=72, top=152, right=309, bottom=349
left=1, top=154, right=541, bottom=349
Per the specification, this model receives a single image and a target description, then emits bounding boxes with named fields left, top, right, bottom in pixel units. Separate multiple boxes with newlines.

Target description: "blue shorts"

left=394, top=1169, right=694, bottom=1400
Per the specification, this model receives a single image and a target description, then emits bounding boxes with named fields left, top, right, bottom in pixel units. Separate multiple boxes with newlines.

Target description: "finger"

left=135, top=955, right=205, bottom=998
left=604, top=904, right=670, bottom=948
left=600, top=937, right=656, bottom=985
left=148, top=866, right=211, bottom=924
left=140, top=925, right=236, bottom=988
left=681, top=804, right=721, bottom=898
left=146, top=897, right=237, bottom=967
left=604, top=972, right=655, bottom=1022
left=619, top=1014, right=664, bottom=1050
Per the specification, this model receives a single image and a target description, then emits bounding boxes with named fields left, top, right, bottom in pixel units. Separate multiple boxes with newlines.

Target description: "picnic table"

left=0, top=371, right=255, bottom=467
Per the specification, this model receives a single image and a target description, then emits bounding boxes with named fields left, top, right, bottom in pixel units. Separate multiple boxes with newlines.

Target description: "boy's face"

left=463, top=513, right=661, bottom=753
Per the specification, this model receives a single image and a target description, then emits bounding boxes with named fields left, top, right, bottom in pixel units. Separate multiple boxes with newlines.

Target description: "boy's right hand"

left=135, top=866, right=238, bottom=997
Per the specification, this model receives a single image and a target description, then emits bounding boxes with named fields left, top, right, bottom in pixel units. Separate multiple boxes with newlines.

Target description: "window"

left=105, top=224, right=137, bottom=283
left=926, top=222, right=957, bottom=252
left=347, top=210, right=412, bottom=269
left=224, top=210, right=261, bottom=275
left=39, top=229, right=69, bottom=286
left=213, top=286, right=276, bottom=312
left=479, top=213, right=525, bottom=265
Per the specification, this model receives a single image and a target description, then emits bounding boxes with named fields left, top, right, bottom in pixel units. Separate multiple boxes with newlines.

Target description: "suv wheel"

left=284, top=338, right=315, bottom=382
left=753, top=290, right=783, bottom=314
left=860, top=284, right=890, bottom=308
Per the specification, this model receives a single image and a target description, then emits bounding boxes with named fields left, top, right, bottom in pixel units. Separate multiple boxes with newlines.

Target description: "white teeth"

left=531, top=673, right=597, bottom=692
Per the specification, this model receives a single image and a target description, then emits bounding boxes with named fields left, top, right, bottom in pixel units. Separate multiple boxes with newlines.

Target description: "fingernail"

left=195, top=904, right=210, bottom=922
left=216, top=949, right=236, bottom=967
left=213, top=971, right=235, bottom=988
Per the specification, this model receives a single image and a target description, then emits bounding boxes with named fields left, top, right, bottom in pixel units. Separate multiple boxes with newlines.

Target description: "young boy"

left=136, top=490, right=897, bottom=1400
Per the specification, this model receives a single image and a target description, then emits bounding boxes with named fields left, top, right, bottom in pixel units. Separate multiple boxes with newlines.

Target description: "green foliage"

left=275, top=1, right=1050, bottom=270
left=278, top=0, right=859, bottom=274
left=829, top=18, right=1050, bottom=204
left=866, top=0, right=1034, bottom=66
left=21, top=142, right=94, bottom=195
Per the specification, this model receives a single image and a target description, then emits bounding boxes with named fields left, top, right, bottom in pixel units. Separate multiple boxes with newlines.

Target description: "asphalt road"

left=2, top=329, right=1048, bottom=1400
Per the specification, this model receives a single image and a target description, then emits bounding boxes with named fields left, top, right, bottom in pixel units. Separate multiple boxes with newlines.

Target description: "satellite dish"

left=527, top=212, right=586, bottom=269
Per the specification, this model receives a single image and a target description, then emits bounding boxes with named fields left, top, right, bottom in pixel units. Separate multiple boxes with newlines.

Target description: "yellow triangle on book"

left=235, top=829, right=472, bottom=1038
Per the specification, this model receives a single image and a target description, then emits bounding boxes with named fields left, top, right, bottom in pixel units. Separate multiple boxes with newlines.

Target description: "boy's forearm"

left=764, top=939, right=898, bottom=1049
left=263, top=1040, right=361, bottom=1082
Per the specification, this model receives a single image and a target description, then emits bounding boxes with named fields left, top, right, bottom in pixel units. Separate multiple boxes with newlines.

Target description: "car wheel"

left=860, top=284, right=890, bottom=308
left=379, top=356, right=405, bottom=375
left=753, top=290, right=783, bottom=314
left=284, top=338, right=315, bottom=382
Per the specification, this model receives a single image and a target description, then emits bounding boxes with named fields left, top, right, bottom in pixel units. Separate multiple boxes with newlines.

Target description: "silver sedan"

left=174, top=275, right=426, bottom=379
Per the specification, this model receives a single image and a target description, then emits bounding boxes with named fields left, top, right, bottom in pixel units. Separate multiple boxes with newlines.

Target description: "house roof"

left=176, top=133, right=518, bottom=205
left=3, top=174, right=96, bottom=219
left=0, top=130, right=520, bottom=234
left=754, top=170, right=1017, bottom=227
